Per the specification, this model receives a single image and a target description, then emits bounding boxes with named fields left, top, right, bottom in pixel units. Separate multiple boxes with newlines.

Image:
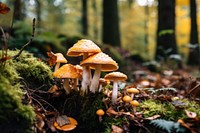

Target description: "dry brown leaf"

left=145, top=115, right=161, bottom=120
left=48, top=85, right=59, bottom=93
left=111, top=125, right=123, bottom=133
left=106, top=107, right=118, bottom=116
left=185, top=110, right=197, bottom=118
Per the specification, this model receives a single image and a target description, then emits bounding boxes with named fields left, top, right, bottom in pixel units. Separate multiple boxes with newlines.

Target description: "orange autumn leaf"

left=47, top=51, right=57, bottom=66
left=0, top=2, right=10, bottom=14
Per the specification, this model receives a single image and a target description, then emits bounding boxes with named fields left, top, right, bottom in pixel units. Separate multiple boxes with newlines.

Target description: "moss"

left=0, top=76, right=35, bottom=133
left=140, top=99, right=200, bottom=121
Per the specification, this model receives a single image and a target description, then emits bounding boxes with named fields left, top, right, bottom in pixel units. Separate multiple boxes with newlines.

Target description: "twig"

left=185, top=82, right=200, bottom=97
left=12, top=18, right=36, bottom=59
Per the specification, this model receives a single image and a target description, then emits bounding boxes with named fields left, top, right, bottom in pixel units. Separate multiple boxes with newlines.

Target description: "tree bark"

left=35, top=0, right=41, bottom=28
left=14, top=0, right=25, bottom=21
left=82, top=0, right=88, bottom=36
left=155, top=0, right=178, bottom=61
left=102, top=0, right=121, bottom=46
left=187, top=0, right=200, bottom=65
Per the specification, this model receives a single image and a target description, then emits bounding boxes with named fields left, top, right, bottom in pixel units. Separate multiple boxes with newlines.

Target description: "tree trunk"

left=187, top=0, right=200, bottom=65
left=82, top=0, right=88, bottom=36
left=14, top=0, right=24, bottom=21
left=92, top=0, right=98, bottom=40
left=35, top=0, right=41, bottom=28
left=155, top=0, right=178, bottom=61
left=102, top=0, right=121, bottom=46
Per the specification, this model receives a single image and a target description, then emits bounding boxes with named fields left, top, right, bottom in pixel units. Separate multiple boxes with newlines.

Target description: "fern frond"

left=150, top=119, right=187, bottom=133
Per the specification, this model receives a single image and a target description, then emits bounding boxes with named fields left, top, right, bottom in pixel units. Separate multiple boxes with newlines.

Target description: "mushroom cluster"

left=52, top=39, right=128, bottom=103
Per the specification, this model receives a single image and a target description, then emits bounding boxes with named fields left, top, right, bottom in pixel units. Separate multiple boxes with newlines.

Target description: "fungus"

left=98, top=78, right=108, bottom=92
left=81, top=52, right=118, bottom=93
left=104, top=72, right=127, bottom=104
left=54, top=115, right=78, bottom=131
left=53, top=64, right=81, bottom=94
left=67, top=39, right=101, bottom=94
left=127, top=88, right=139, bottom=99
left=122, top=95, right=132, bottom=103
left=54, top=53, right=67, bottom=71
left=130, top=100, right=140, bottom=114
left=96, top=109, right=105, bottom=122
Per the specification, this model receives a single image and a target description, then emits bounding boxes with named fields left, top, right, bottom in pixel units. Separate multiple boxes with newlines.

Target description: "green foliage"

left=150, top=119, right=187, bottom=133
left=103, top=116, right=128, bottom=133
left=140, top=99, right=200, bottom=121
left=0, top=72, right=35, bottom=133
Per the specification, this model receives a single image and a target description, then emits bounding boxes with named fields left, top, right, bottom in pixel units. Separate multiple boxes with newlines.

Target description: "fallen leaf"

left=48, top=85, right=59, bottom=93
left=0, top=2, right=10, bottom=14
left=185, top=110, right=197, bottom=118
left=56, top=115, right=70, bottom=127
left=145, top=115, right=161, bottom=120
left=47, top=51, right=57, bottom=66
left=112, top=125, right=123, bottom=133
left=106, top=107, right=118, bottom=116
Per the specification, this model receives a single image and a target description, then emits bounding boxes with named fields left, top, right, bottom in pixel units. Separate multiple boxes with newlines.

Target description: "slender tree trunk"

left=35, top=0, right=41, bottom=28
left=155, top=0, right=178, bottom=61
left=82, top=0, right=88, bottom=36
left=102, top=0, right=121, bottom=46
left=144, top=4, right=149, bottom=52
left=92, top=0, right=98, bottom=40
left=14, top=0, right=24, bottom=21
left=187, top=0, right=200, bottom=65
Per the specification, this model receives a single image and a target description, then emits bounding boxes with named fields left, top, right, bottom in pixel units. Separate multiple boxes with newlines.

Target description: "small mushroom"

left=53, top=64, right=81, bottom=94
left=127, top=88, right=139, bottom=99
left=104, top=72, right=127, bottom=104
left=67, top=39, right=101, bottom=95
left=54, top=53, right=67, bottom=71
left=96, top=109, right=105, bottom=122
left=130, top=100, right=140, bottom=114
left=81, top=52, right=118, bottom=93
left=54, top=115, right=78, bottom=131
left=98, top=78, right=108, bottom=92
left=122, top=95, right=132, bottom=103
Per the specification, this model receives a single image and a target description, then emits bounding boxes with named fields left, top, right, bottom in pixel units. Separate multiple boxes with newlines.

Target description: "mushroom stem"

left=63, top=79, right=71, bottom=94
left=99, top=116, right=103, bottom=122
left=111, top=81, right=118, bottom=104
left=130, top=93, right=134, bottom=99
left=99, top=84, right=103, bottom=92
left=133, top=106, right=136, bottom=114
left=90, top=65, right=101, bottom=93
left=73, top=78, right=79, bottom=91
left=54, top=62, right=60, bottom=72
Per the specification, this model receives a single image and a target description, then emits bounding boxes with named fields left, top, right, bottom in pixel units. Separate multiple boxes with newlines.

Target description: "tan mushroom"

left=104, top=72, right=127, bottom=104
left=54, top=53, right=67, bottom=71
left=80, top=52, right=118, bottom=93
left=53, top=64, right=81, bottom=94
left=130, top=100, right=140, bottom=114
left=122, top=95, right=132, bottom=103
left=54, top=116, right=78, bottom=131
left=127, top=88, right=139, bottom=99
left=67, top=39, right=101, bottom=95
left=96, top=109, right=105, bottom=122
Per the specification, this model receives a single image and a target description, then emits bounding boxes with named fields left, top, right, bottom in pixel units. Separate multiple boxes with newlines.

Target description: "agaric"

left=81, top=52, right=118, bottom=93
left=54, top=115, right=78, bottom=131
left=54, top=53, right=67, bottom=71
left=127, top=88, right=139, bottom=99
left=130, top=100, right=140, bottom=114
left=104, top=72, right=127, bottom=104
left=96, top=109, right=105, bottom=122
left=67, top=39, right=101, bottom=95
left=122, top=95, right=132, bottom=103
left=53, top=64, right=81, bottom=94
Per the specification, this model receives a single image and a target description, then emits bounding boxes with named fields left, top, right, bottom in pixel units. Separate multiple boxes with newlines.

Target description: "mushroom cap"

left=53, top=64, right=81, bottom=79
left=130, top=100, right=140, bottom=106
left=127, top=88, right=139, bottom=94
left=75, top=65, right=83, bottom=75
left=104, top=72, right=127, bottom=81
left=122, top=95, right=132, bottom=103
left=55, top=53, right=67, bottom=63
left=67, top=39, right=101, bottom=56
left=96, top=109, right=105, bottom=116
left=80, top=52, right=118, bottom=72
left=54, top=116, right=78, bottom=131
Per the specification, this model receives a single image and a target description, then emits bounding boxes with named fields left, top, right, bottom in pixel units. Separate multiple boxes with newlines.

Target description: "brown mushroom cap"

left=104, top=72, right=127, bottom=81
left=96, top=109, right=105, bottom=116
left=54, top=117, right=78, bottom=131
left=55, top=53, right=67, bottom=63
left=67, top=39, right=101, bottom=56
left=122, top=95, right=132, bottom=103
left=130, top=100, right=140, bottom=106
left=127, top=88, right=139, bottom=94
left=53, top=64, right=81, bottom=79
left=80, top=52, right=118, bottom=72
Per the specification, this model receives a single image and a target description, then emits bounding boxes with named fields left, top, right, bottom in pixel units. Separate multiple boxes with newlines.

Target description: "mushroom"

left=67, top=39, right=101, bottom=94
left=53, top=64, right=82, bottom=94
left=104, top=72, right=127, bottom=104
left=96, top=109, right=105, bottom=122
left=98, top=78, right=108, bottom=92
left=54, top=115, right=78, bottom=131
left=127, top=88, right=139, bottom=99
left=54, top=53, right=68, bottom=71
left=80, top=52, right=118, bottom=93
left=130, top=100, right=140, bottom=114
left=122, top=95, right=132, bottom=103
